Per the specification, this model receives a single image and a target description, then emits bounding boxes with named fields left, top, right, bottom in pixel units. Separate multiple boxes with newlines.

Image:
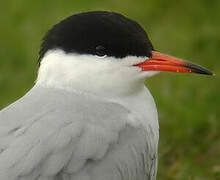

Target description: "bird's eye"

left=95, top=45, right=106, bottom=57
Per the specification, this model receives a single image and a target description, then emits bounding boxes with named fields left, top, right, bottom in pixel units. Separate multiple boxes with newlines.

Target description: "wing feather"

left=0, top=86, right=133, bottom=180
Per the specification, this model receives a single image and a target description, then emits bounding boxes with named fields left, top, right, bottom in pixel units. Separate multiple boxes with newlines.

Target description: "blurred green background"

left=0, top=0, right=219, bottom=179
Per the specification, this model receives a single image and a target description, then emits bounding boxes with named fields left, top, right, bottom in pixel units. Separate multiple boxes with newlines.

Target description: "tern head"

left=36, top=11, right=212, bottom=96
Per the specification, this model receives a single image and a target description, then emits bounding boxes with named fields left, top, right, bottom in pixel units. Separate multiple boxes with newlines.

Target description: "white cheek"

left=36, top=49, right=155, bottom=95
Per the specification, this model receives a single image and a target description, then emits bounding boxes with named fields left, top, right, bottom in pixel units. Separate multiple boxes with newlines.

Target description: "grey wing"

left=0, top=87, right=83, bottom=179
left=0, top=86, right=157, bottom=180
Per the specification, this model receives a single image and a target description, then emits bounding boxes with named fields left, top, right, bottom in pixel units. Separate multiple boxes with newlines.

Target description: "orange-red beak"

left=134, top=51, right=213, bottom=75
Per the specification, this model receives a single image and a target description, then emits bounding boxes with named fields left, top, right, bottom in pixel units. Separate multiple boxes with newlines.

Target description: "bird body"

left=0, top=11, right=212, bottom=180
left=0, top=62, right=158, bottom=179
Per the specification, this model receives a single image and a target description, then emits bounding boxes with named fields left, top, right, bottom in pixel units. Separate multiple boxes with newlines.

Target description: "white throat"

left=36, top=49, right=157, bottom=97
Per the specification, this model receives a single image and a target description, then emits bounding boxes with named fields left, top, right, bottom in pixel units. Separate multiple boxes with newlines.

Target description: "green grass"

left=0, top=0, right=219, bottom=179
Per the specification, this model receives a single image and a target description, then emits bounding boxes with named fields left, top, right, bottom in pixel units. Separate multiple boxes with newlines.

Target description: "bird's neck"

left=35, top=50, right=159, bottom=141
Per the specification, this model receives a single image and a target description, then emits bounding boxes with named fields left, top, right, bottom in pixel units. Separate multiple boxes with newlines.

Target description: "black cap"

left=39, top=11, right=154, bottom=61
